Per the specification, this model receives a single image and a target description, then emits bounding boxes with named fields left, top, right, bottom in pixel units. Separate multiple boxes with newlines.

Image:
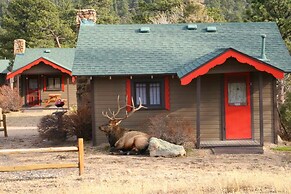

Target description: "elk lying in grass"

left=99, top=96, right=150, bottom=154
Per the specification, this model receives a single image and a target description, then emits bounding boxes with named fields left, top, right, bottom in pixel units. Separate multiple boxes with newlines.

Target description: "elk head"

left=99, top=95, right=146, bottom=147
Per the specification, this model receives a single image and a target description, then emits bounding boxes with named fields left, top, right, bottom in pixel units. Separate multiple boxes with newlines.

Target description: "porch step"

left=211, top=146, right=264, bottom=154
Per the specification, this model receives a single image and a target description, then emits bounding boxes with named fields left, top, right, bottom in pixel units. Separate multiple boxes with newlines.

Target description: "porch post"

left=196, top=76, right=201, bottom=148
left=272, top=77, right=278, bottom=144
left=90, top=77, right=97, bottom=146
left=16, top=75, right=20, bottom=91
left=66, top=77, right=70, bottom=108
left=259, top=72, right=264, bottom=146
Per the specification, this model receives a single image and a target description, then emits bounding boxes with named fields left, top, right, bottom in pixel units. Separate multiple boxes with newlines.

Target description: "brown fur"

left=115, top=131, right=150, bottom=153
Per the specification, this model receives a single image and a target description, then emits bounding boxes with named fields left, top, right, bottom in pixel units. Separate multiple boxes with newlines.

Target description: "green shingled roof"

left=0, top=59, right=9, bottom=74
left=72, top=22, right=291, bottom=76
left=13, top=48, right=75, bottom=72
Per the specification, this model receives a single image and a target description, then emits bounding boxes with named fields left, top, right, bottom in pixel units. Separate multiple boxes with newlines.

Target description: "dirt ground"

left=0, top=133, right=291, bottom=194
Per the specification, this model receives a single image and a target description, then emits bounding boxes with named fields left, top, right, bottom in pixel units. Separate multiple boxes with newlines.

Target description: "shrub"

left=279, top=92, right=291, bottom=141
left=37, top=113, right=68, bottom=142
left=146, top=113, right=195, bottom=145
left=63, top=106, right=92, bottom=140
left=0, top=85, right=22, bottom=112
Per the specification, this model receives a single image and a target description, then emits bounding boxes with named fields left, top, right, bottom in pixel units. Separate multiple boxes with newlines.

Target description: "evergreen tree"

left=246, top=0, right=291, bottom=53
left=0, top=0, right=76, bottom=59
left=205, top=0, right=251, bottom=22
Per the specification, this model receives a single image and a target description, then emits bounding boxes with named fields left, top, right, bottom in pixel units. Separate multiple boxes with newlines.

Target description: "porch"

left=200, top=139, right=260, bottom=148
left=200, top=140, right=263, bottom=154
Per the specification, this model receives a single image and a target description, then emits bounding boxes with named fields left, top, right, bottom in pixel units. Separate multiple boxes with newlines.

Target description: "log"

left=0, top=147, right=78, bottom=155
left=0, top=163, right=78, bottom=172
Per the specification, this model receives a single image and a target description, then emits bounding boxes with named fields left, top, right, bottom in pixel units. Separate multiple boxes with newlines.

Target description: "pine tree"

left=0, top=0, right=76, bottom=59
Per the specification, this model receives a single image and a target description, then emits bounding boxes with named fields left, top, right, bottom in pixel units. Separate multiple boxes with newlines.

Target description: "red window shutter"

left=61, top=75, right=65, bottom=91
left=164, top=76, right=170, bottom=110
left=43, top=76, right=47, bottom=91
left=126, top=78, right=132, bottom=112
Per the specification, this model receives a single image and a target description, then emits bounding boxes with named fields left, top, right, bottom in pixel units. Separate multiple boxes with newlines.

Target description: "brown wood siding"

left=252, top=73, right=274, bottom=143
left=200, top=75, right=221, bottom=140
left=93, top=76, right=196, bottom=144
left=93, top=75, right=223, bottom=144
left=22, top=63, right=61, bottom=74
left=208, top=58, right=257, bottom=74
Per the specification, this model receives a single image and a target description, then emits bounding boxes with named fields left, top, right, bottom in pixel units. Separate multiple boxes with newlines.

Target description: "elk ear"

left=116, top=120, right=122, bottom=126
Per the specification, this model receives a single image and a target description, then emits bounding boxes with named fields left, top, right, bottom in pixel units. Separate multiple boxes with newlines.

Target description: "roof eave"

left=179, top=48, right=285, bottom=85
left=7, top=57, right=72, bottom=79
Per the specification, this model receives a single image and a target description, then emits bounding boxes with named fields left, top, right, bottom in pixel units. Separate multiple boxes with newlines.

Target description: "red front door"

left=224, top=72, right=251, bottom=139
left=26, top=76, right=40, bottom=106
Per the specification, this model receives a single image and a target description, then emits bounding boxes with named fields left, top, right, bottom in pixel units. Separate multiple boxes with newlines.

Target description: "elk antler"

left=101, top=95, right=146, bottom=123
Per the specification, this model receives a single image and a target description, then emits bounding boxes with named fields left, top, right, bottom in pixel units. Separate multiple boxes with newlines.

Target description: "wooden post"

left=259, top=73, right=264, bottom=146
left=3, top=114, right=7, bottom=137
left=91, top=77, right=97, bottom=146
left=78, top=138, right=84, bottom=175
left=67, top=77, right=70, bottom=108
left=196, top=76, right=201, bottom=148
left=272, top=78, right=278, bottom=144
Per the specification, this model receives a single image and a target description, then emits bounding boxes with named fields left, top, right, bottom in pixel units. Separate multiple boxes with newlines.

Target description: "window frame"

left=132, top=78, right=165, bottom=110
left=46, top=76, right=62, bottom=91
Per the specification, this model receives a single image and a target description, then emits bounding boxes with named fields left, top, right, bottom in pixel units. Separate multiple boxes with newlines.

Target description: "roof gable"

left=72, top=22, right=291, bottom=77
left=178, top=48, right=284, bottom=85
left=11, top=48, right=75, bottom=76
left=7, top=57, right=72, bottom=79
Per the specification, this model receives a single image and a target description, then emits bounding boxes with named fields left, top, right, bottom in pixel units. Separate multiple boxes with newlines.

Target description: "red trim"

left=43, top=76, right=47, bottom=91
left=6, top=57, right=72, bottom=79
left=61, top=74, right=65, bottom=91
left=72, top=76, right=77, bottom=83
left=126, top=78, right=132, bottom=112
left=180, top=49, right=284, bottom=85
left=164, top=76, right=170, bottom=110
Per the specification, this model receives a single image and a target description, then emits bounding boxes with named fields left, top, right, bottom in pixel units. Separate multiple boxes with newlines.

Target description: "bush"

left=279, top=92, right=291, bottom=141
left=63, top=106, right=92, bottom=140
left=0, top=85, right=22, bottom=112
left=37, top=113, right=68, bottom=142
left=146, top=113, right=195, bottom=145
left=37, top=107, right=92, bottom=142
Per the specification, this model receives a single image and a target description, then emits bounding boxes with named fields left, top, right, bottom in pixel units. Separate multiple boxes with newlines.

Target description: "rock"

left=148, top=137, right=186, bottom=157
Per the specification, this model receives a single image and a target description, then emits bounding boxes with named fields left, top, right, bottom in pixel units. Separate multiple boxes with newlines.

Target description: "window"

left=46, top=76, right=61, bottom=91
left=228, top=82, right=247, bottom=106
left=133, top=79, right=164, bottom=109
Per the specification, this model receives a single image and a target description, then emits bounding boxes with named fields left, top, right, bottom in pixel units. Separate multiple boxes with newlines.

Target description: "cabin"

left=7, top=39, right=77, bottom=108
left=72, top=22, right=291, bottom=149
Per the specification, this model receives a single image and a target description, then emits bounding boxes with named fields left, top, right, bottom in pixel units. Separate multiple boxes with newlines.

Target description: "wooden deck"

left=200, top=140, right=260, bottom=148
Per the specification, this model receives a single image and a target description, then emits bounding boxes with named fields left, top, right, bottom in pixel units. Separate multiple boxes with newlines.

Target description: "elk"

left=99, top=96, right=150, bottom=154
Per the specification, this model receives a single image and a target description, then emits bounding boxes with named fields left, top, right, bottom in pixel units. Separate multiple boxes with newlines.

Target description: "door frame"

left=25, top=75, right=41, bottom=106
left=222, top=72, right=253, bottom=140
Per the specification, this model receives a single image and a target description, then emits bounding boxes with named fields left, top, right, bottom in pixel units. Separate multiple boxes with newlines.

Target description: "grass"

left=271, top=146, right=291, bottom=151
left=2, top=170, right=285, bottom=194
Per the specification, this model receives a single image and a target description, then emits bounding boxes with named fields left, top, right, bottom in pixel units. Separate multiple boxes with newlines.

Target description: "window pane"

left=47, top=78, right=54, bottom=89
left=228, top=82, right=246, bottom=106
left=29, top=79, right=38, bottom=90
left=54, top=78, right=61, bottom=89
left=150, top=83, right=160, bottom=105
left=135, top=83, right=147, bottom=104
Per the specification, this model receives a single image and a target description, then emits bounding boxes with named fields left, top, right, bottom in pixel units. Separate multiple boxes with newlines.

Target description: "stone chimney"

left=76, top=9, right=96, bottom=26
left=14, top=39, right=26, bottom=55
